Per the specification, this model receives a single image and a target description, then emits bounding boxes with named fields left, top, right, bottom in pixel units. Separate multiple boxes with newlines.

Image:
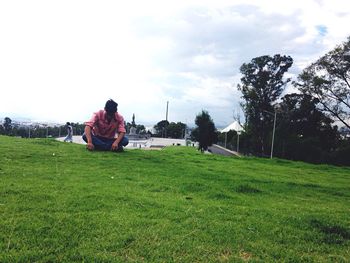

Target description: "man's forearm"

left=114, top=132, right=125, bottom=145
left=84, top=126, right=93, bottom=143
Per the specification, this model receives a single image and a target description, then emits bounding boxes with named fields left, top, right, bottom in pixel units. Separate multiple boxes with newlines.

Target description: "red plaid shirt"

left=85, top=110, right=126, bottom=139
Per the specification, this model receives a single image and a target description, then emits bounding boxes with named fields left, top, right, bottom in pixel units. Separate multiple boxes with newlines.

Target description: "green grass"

left=0, top=135, right=349, bottom=262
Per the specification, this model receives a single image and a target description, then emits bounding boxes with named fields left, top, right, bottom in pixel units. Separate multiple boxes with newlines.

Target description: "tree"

left=3, top=117, right=12, bottom=135
left=126, top=122, right=146, bottom=135
left=238, top=54, right=293, bottom=155
left=167, top=122, right=186, bottom=139
left=274, top=93, right=338, bottom=163
left=191, top=110, right=217, bottom=152
left=296, top=36, right=350, bottom=129
left=153, top=120, right=169, bottom=137
left=217, top=129, right=239, bottom=151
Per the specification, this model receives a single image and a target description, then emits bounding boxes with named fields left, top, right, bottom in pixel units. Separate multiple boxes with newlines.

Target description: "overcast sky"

left=1, top=0, right=350, bottom=127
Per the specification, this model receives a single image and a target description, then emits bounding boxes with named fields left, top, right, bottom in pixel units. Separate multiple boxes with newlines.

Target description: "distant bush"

left=329, top=142, right=350, bottom=166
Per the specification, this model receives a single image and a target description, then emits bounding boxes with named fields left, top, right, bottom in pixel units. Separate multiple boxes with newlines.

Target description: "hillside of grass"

left=0, top=135, right=349, bottom=262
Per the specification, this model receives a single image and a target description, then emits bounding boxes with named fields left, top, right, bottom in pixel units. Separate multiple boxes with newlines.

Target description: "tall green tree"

left=191, top=110, right=217, bottom=152
left=167, top=122, right=186, bottom=139
left=274, top=93, right=338, bottom=163
left=153, top=120, right=169, bottom=137
left=238, top=54, right=293, bottom=155
left=296, top=36, right=350, bottom=129
left=3, top=117, right=12, bottom=135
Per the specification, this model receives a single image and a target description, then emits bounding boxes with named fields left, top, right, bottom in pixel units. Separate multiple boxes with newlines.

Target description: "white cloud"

left=1, top=0, right=350, bottom=127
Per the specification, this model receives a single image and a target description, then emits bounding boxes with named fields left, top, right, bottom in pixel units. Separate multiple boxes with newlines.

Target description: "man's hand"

left=86, top=142, right=95, bottom=151
left=84, top=126, right=95, bottom=151
left=111, top=140, right=120, bottom=151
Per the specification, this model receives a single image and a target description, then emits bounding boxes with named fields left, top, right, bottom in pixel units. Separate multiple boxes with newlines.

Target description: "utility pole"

left=263, top=110, right=277, bottom=159
left=165, top=101, right=169, bottom=122
left=270, top=111, right=277, bottom=159
left=164, top=101, right=169, bottom=138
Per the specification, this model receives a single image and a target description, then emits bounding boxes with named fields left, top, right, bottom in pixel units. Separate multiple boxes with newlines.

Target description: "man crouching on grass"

left=82, top=99, right=129, bottom=152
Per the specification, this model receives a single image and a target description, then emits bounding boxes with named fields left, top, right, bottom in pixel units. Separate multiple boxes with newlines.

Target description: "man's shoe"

left=115, top=147, right=124, bottom=152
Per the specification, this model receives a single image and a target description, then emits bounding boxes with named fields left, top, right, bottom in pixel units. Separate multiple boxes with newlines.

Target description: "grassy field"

left=0, top=135, right=349, bottom=262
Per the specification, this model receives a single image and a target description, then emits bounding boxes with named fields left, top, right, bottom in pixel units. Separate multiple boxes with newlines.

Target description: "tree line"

left=217, top=36, right=350, bottom=165
left=0, top=116, right=188, bottom=140
left=152, top=120, right=187, bottom=139
left=0, top=119, right=86, bottom=138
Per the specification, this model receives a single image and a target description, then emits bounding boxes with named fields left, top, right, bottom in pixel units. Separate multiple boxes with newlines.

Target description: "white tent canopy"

left=221, top=121, right=244, bottom=133
left=221, top=121, right=244, bottom=153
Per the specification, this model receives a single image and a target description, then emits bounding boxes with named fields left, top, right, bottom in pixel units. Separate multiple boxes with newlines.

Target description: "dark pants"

left=82, top=134, right=129, bottom=151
